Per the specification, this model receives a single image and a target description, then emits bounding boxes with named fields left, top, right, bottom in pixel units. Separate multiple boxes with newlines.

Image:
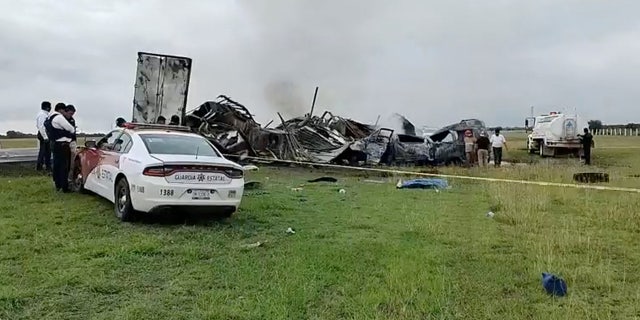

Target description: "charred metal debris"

left=184, top=95, right=487, bottom=167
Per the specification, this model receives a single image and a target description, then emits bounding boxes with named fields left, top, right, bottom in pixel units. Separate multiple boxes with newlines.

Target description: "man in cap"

left=463, top=129, right=477, bottom=167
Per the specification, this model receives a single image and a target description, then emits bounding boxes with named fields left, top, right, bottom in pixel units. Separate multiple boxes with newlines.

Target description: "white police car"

left=71, top=123, right=245, bottom=221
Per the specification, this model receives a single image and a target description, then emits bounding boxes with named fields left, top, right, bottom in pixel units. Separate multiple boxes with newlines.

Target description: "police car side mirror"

left=85, top=140, right=97, bottom=148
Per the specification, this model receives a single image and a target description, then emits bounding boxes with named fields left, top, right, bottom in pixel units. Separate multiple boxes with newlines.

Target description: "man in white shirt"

left=489, top=128, right=508, bottom=167
left=36, top=101, right=52, bottom=171
left=48, top=103, right=76, bottom=192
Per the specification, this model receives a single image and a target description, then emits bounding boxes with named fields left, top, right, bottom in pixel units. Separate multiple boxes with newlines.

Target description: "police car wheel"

left=114, top=177, right=135, bottom=222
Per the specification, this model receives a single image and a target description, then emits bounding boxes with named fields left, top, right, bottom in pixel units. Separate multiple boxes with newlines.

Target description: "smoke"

left=263, top=80, right=308, bottom=118
left=377, top=113, right=417, bottom=135
left=236, top=0, right=391, bottom=118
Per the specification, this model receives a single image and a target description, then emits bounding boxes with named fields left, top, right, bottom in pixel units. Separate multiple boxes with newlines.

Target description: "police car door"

left=106, top=132, right=134, bottom=199
left=94, top=130, right=124, bottom=200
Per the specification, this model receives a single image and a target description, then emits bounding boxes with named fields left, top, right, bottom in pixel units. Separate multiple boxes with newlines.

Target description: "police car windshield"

left=139, top=134, right=221, bottom=157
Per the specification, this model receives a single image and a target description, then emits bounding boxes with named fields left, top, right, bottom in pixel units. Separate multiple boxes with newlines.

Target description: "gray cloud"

left=1, top=0, right=639, bottom=134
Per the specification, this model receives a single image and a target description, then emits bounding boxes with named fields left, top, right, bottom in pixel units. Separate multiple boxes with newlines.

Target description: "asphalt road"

left=0, top=148, right=39, bottom=163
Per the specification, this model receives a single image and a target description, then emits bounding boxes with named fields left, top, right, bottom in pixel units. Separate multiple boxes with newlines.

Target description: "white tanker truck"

left=524, top=111, right=589, bottom=157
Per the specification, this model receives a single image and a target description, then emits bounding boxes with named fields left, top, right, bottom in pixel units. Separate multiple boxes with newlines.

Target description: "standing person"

left=46, top=105, right=75, bottom=192
left=475, top=131, right=491, bottom=168
left=36, top=101, right=52, bottom=172
left=65, top=105, right=78, bottom=183
left=169, top=115, right=180, bottom=125
left=463, top=129, right=477, bottom=167
left=578, top=128, right=595, bottom=165
left=45, top=103, right=67, bottom=170
left=115, top=117, right=126, bottom=128
left=490, top=128, right=507, bottom=167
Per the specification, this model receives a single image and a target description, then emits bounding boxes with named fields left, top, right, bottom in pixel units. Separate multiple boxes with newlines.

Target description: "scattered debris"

left=396, top=178, right=449, bottom=190
left=185, top=95, right=311, bottom=162
left=308, top=177, right=338, bottom=183
left=338, top=189, right=346, bottom=194
left=541, top=272, right=568, bottom=297
left=286, top=227, right=296, bottom=234
left=184, top=95, right=487, bottom=167
left=486, top=211, right=495, bottom=218
left=242, top=164, right=259, bottom=171
left=291, top=187, right=303, bottom=192
left=363, top=179, right=386, bottom=184
left=241, top=241, right=264, bottom=249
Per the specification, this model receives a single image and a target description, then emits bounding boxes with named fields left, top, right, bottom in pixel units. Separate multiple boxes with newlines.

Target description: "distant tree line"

left=487, top=121, right=639, bottom=132
left=587, top=120, right=639, bottom=130
left=2, top=131, right=105, bottom=139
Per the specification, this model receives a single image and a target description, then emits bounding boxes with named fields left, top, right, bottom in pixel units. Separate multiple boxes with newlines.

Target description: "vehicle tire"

left=446, top=157, right=463, bottom=166
left=539, top=144, right=545, bottom=157
left=70, top=158, right=87, bottom=194
left=114, top=177, right=135, bottom=222
left=222, top=208, right=236, bottom=219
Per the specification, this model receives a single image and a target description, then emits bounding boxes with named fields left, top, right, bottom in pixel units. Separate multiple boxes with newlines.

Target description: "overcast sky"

left=1, top=0, right=639, bottom=134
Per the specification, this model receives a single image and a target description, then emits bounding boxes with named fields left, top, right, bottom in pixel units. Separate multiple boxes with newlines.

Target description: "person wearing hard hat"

left=463, top=129, right=477, bottom=167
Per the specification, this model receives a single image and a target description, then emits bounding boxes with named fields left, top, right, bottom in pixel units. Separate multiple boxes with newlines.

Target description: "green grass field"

left=1, top=134, right=640, bottom=319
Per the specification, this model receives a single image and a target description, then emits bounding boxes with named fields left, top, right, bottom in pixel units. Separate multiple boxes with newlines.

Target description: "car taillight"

left=225, top=168, right=243, bottom=179
left=142, top=166, right=167, bottom=177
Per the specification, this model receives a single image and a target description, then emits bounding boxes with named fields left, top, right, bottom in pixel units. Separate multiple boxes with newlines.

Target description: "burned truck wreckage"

left=184, top=95, right=486, bottom=167
left=129, top=52, right=486, bottom=168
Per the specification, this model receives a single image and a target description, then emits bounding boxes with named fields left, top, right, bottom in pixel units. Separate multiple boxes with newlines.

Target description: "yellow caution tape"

left=232, top=154, right=640, bottom=194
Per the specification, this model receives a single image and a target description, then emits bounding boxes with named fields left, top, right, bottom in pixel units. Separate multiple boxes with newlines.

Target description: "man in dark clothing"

left=65, top=105, right=78, bottom=183
left=45, top=103, right=67, bottom=170
left=46, top=104, right=75, bottom=192
left=475, top=131, right=491, bottom=168
left=579, top=128, right=595, bottom=165
left=36, top=101, right=52, bottom=171
left=116, top=117, right=126, bottom=128
left=169, top=115, right=180, bottom=125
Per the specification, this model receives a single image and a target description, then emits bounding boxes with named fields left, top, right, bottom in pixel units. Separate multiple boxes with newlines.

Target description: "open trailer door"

left=131, top=52, right=192, bottom=125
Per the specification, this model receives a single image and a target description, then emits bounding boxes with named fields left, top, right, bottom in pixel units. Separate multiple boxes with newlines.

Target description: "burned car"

left=333, top=119, right=486, bottom=167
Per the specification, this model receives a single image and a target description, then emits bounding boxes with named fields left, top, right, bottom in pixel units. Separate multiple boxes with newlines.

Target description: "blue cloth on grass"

left=542, top=272, right=568, bottom=297
left=397, top=178, right=448, bottom=190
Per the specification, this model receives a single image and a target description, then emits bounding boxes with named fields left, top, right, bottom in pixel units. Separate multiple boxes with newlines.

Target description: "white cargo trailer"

left=131, top=52, right=192, bottom=125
